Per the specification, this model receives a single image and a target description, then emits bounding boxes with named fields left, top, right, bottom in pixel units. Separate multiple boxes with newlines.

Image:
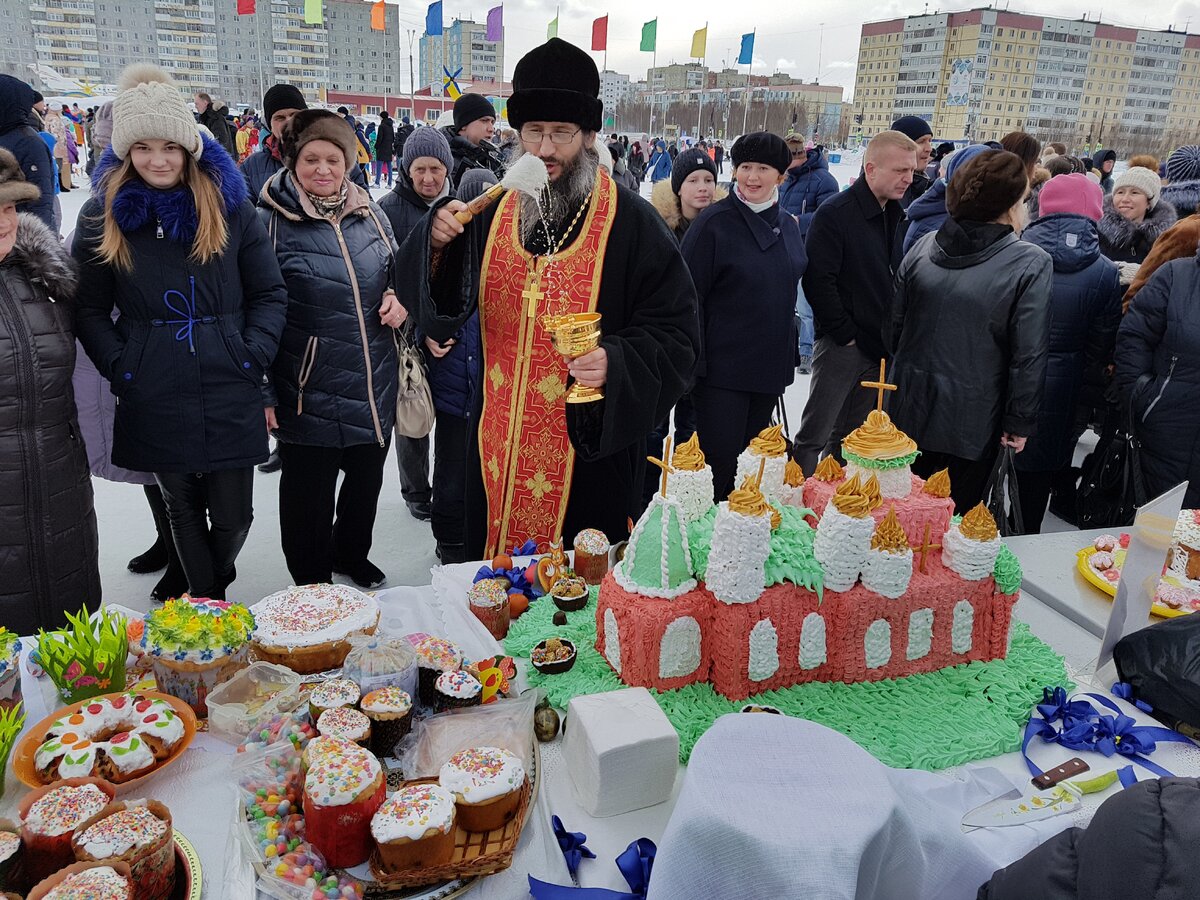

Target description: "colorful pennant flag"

left=547, top=15, right=558, bottom=39
left=691, top=26, right=707, bottom=60
left=738, top=32, right=754, bottom=65
left=370, top=1, right=385, bottom=32
left=592, top=15, right=608, bottom=51
left=425, top=0, right=442, bottom=36
left=303, top=0, right=321, bottom=25
left=640, top=19, right=657, bottom=52
left=236, top=0, right=255, bottom=15
left=486, top=5, right=503, bottom=42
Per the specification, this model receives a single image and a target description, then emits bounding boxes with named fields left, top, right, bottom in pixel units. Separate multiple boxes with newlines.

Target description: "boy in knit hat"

left=441, top=93, right=503, bottom=188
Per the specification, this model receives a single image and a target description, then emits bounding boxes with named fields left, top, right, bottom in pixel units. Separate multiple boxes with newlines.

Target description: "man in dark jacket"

left=792, top=129, right=916, bottom=473
left=0, top=75, right=56, bottom=228
left=441, top=93, right=503, bottom=188
left=891, top=115, right=934, bottom=209
left=779, top=139, right=840, bottom=237
left=1094, top=148, right=1117, bottom=195
left=374, top=110, right=395, bottom=187
left=394, top=116, right=415, bottom=157
left=195, top=91, right=236, bottom=158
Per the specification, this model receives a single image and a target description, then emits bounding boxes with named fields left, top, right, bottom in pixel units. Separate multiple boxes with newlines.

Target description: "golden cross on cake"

left=909, top=522, right=943, bottom=574
left=861, top=358, right=897, bottom=412
left=646, top=437, right=675, bottom=498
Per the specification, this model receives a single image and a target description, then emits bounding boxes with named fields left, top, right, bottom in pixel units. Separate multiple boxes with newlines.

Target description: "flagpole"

left=696, top=23, right=706, bottom=140
left=650, top=46, right=657, bottom=137
left=742, top=29, right=755, bottom=136
left=255, top=3, right=265, bottom=107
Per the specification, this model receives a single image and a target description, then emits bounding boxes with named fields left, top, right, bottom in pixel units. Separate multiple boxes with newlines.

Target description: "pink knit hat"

left=1038, top=173, right=1103, bottom=221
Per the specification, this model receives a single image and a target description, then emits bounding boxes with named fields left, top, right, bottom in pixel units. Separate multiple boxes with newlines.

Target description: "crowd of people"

left=2, top=41, right=1199, bottom=631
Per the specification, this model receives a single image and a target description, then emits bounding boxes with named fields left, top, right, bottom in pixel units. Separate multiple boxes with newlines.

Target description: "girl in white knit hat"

left=71, top=64, right=289, bottom=601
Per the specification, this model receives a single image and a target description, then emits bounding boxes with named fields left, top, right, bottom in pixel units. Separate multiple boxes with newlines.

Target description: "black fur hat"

left=507, top=38, right=602, bottom=133
left=731, top=132, right=791, bottom=175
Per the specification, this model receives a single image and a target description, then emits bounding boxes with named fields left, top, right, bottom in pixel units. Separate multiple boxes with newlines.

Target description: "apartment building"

left=418, top=18, right=503, bottom=95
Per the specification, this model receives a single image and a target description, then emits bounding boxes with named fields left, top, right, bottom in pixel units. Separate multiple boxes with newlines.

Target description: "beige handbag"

left=394, top=326, right=435, bottom=439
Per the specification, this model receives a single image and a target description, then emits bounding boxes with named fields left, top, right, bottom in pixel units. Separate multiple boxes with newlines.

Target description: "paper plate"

left=12, top=690, right=197, bottom=792
left=1075, top=547, right=1191, bottom=619
left=172, top=829, right=203, bottom=900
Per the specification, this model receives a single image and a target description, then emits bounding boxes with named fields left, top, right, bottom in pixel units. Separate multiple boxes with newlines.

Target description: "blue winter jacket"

left=778, top=149, right=839, bottom=236
left=1017, top=213, right=1122, bottom=472
left=648, top=143, right=672, bottom=183
left=902, top=179, right=951, bottom=257
left=0, top=75, right=56, bottom=227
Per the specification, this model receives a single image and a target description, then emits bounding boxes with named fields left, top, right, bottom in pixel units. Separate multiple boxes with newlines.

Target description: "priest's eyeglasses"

left=520, top=127, right=581, bottom=145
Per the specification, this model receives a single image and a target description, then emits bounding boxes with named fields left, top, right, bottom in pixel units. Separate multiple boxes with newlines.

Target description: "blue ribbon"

left=152, top=276, right=214, bottom=354
left=529, top=819, right=656, bottom=900
left=552, top=815, right=596, bottom=879
left=512, top=539, right=539, bottom=556
left=1111, top=682, right=1154, bottom=714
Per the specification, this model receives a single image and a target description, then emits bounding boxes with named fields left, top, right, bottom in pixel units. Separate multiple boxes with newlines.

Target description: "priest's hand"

left=568, top=347, right=607, bottom=389
left=431, top=201, right=468, bottom=249
left=426, top=336, right=455, bottom=358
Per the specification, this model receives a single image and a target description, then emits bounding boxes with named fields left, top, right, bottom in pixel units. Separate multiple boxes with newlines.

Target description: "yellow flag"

left=691, top=26, right=707, bottom=59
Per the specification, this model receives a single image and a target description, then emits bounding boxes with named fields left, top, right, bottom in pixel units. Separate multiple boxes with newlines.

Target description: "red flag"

left=237, top=0, right=255, bottom=14
left=371, top=0, right=386, bottom=31
left=591, top=15, right=608, bottom=51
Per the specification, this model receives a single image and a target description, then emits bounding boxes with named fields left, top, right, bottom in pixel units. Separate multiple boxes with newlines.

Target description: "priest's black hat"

left=507, top=38, right=603, bottom=133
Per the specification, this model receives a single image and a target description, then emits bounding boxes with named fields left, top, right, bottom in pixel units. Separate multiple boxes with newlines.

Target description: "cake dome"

left=614, top=494, right=697, bottom=599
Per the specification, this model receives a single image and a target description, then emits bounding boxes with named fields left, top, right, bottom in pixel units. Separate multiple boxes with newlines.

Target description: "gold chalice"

left=544, top=312, right=603, bottom=404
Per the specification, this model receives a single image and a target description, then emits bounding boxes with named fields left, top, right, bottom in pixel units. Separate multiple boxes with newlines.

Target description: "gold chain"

left=535, top=195, right=591, bottom=324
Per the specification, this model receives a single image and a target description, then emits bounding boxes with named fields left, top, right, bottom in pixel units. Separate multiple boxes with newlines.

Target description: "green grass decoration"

left=37, top=606, right=128, bottom=703
left=0, top=702, right=26, bottom=800
left=505, top=587, right=1072, bottom=769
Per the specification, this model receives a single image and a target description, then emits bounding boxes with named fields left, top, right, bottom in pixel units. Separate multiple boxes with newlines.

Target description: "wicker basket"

left=366, top=775, right=531, bottom=888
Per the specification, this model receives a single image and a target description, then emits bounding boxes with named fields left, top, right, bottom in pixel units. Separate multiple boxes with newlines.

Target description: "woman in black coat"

left=890, top=150, right=1053, bottom=513
left=0, top=150, right=101, bottom=631
left=74, top=66, right=288, bottom=600
left=259, top=110, right=404, bottom=588
left=681, top=133, right=807, bottom=499
left=1115, top=247, right=1200, bottom=507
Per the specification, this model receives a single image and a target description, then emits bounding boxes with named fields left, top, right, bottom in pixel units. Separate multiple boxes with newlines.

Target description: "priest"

left=398, top=38, right=699, bottom=559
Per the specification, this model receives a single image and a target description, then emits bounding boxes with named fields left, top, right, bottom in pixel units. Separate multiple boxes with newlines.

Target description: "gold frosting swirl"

left=871, top=506, right=909, bottom=553
left=923, top=468, right=952, bottom=498
left=831, top=474, right=872, bottom=518
left=862, top=473, right=882, bottom=512
left=784, top=458, right=805, bottom=488
left=749, top=424, right=788, bottom=458
left=672, top=433, right=707, bottom=472
left=813, top=455, right=844, bottom=482
left=960, top=503, right=999, bottom=542
left=728, top=476, right=780, bottom=529
left=842, top=410, right=918, bottom=460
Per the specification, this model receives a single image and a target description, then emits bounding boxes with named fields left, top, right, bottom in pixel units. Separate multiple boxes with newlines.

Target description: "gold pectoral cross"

left=522, top=271, right=546, bottom=320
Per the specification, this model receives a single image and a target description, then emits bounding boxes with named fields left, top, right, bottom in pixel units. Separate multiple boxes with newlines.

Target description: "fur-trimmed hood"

left=3, top=212, right=77, bottom=300
left=650, top=178, right=728, bottom=235
left=90, top=132, right=247, bottom=243
left=1161, top=179, right=1200, bottom=219
left=1097, top=194, right=1178, bottom=250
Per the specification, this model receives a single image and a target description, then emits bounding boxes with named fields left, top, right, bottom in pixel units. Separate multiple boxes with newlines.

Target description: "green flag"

left=304, top=0, right=322, bottom=24
left=640, top=18, right=656, bottom=52
left=547, top=15, right=558, bottom=39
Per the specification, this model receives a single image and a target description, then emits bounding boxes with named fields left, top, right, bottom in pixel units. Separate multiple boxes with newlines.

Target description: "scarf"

left=735, top=184, right=779, bottom=213
left=305, top=183, right=348, bottom=220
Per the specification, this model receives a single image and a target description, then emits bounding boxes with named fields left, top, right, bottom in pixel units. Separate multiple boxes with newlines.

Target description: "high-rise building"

left=419, top=19, right=503, bottom=95
left=648, top=63, right=706, bottom=91
left=599, top=69, right=630, bottom=110
left=853, top=9, right=1200, bottom=152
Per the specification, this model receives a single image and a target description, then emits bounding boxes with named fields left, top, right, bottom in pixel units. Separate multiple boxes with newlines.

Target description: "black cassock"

left=396, top=180, right=699, bottom=557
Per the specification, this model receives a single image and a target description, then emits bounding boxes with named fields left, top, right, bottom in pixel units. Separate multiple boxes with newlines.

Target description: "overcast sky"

left=388, top=0, right=1200, bottom=97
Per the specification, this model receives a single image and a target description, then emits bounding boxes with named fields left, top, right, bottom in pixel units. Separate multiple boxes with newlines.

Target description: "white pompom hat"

left=110, top=64, right=203, bottom=160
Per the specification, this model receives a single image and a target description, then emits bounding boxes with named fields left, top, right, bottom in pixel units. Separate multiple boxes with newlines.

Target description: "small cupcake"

left=438, top=747, right=526, bottom=832
left=550, top=575, right=589, bottom=612
left=307, top=678, right=361, bottom=721
left=370, top=784, right=456, bottom=874
left=530, top=638, right=577, bottom=675
left=433, top=670, right=482, bottom=711
left=467, top=579, right=510, bottom=641
left=573, top=529, right=611, bottom=584
left=0, top=821, right=23, bottom=894
left=19, top=779, right=117, bottom=886
left=360, top=688, right=413, bottom=759
left=413, top=638, right=465, bottom=707
left=72, top=800, right=174, bottom=900
left=27, top=860, right=133, bottom=900
left=316, top=707, right=372, bottom=749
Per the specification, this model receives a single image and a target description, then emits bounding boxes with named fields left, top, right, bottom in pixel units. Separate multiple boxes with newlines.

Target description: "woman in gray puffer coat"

left=259, top=110, right=405, bottom=589
left=0, top=149, right=101, bottom=631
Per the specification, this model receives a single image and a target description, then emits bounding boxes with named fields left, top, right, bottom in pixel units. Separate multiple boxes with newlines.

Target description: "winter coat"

left=1094, top=149, right=1117, bottom=195
left=778, top=149, right=840, bottom=236
left=1124, top=214, right=1200, bottom=311
left=198, top=103, right=236, bottom=158
left=890, top=219, right=1053, bottom=461
left=0, top=75, right=55, bottom=227
left=1097, top=196, right=1178, bottom=264
left=241, top=135, right=368, bottom=205
left=648, top=143, right=672, bottom=183
left=977, top=777, right=1200, bottom=900
left=1016, top=213, right=1123, bottom=472
left=73, top=134, right=289, bottom=473
left=902, top=178, right=950, bottom=256
left=611, top=156, right=639, bottom=192
left=1114, top=248, right=1200, bottom=506
left=375, top=115, right=395, bottom=163
left=650, top=178, right=728, bottom=243
left=0, top=213, right=101, bottom=632
left=441, top=126, right=503, bottom=188
left=803, top=174, right=906, bottom=363
left=259, top=170, right=399, bottom=447
left=393, top=122, right=414, bottom=156
left=681, top=192, right=807, bottom=395
left=1160, top=179, right=1200, bottom=219
left=44, top=110, right=66, bottom=160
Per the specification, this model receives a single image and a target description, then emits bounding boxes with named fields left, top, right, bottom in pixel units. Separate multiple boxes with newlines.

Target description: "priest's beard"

left=517, top=141, right=600, bottom=247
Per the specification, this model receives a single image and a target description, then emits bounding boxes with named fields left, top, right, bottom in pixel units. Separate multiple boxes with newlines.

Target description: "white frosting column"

left=706, top=503, right=771, bottom=604
left=813, top=505, right=874, bottom=592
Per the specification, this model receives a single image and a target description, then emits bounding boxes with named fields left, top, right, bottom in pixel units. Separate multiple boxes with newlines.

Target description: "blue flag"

left=426, top=1, right=443, bottom=35
left=738, top=32, right=754, bottom=65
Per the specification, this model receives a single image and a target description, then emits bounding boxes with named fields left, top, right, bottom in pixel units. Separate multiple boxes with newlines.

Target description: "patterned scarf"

left=304, top=183, right=348, bottom=220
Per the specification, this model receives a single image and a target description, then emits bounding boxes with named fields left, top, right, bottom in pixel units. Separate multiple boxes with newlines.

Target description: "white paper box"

left=563, top=687, right=679, bottom=817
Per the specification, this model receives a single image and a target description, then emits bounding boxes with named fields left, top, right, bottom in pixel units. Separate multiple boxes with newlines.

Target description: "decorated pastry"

left=370, top=783, right=456, bottom=873
left=1088, top=551, right=1115, bottom=571
left=1093, top=534, right=1119, bottom=552
left=573, top=529, right=611, bottom=585
left=550, top=574, right=590, bottom=611
left=433, top=670, right=482, bottom=711
left=413, top=637, right=465, bottom=706
left=438, top=747, right=526, bottom=832
left=33, top=694, right=186, bottom=785
left=26, top=860, right=133, bottom=900
left=71, top=800, right=174, bottom=900
left=0, top=822, right=22, bottom=892
left=359, top=687, right=413, bottom=758
left=316, top=707, right=371, bottom=748
left=302, top=740, right=385, bottom=868
left=307, top=678, right=361, bottom=721
left=467, top=578, right=510, bottom=641
left=531, top=638, right=576, bottom=675
left=36, top=607, right=127, bottom=705
left=142, top=597, right=254, bottom=716
left=19, top=778, right=117, bottom=885
left=250, top=584, right=380, bottom=674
